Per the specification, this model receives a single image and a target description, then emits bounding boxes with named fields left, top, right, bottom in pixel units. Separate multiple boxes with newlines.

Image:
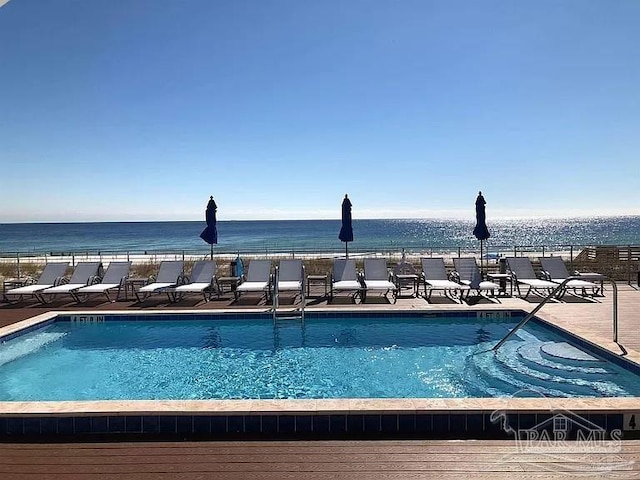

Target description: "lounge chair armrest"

left=55, top=276, right=67, bottom=286
left=177, top=274, right=189, bottom=286
left=88, top=275, right=101, bottom=285
left=540, top=270, right=551, bottom=281
left=449, top=271, right=461, bottom=283
left=119, top=276, right=129, bottom=287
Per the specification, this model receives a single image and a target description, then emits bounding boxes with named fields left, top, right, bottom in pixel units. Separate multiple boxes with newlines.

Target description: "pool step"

left=463, top=353, right=526, bottom=397
left=465, top=349, right=569, bottom=398
left=492, top=342, right=622, bottom=396
left=539, top=342, right=603, bottom=364
left=516, top=343, right=612, bottom=378
left=273, top=315, right=304, bottom=321
left=466, top=339, right=626, bottom=398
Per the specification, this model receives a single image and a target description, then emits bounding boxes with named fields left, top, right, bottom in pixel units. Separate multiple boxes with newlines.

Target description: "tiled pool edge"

left=1, top=309, right=640, bottom=439
left=0, top=397, right=637, bottom=439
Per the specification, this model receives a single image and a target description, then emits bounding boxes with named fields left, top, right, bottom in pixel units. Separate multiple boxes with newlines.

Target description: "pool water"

left=1, top=314, right=639, bottom=401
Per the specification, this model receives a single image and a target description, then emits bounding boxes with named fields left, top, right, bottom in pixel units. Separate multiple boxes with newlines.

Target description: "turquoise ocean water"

left=0, top=216, right=638, bottom=255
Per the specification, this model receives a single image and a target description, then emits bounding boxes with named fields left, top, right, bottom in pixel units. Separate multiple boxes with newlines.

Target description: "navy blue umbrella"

left=200, top=196, right=218, bottom=260
left=338, top=194, right=354, bottom=258
left=473, top=191, right=490, bottom=276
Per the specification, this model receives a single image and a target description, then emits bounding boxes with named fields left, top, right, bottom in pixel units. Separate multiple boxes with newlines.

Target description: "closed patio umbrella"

left=473, top=191, right=490, bottom=277
left=200, top=196, right=218, bottom=260
left=338, top=194, right=354, bottom=258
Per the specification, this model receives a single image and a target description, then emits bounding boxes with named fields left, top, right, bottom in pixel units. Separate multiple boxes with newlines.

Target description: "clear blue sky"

left=1, top=0, right=638, bottom=222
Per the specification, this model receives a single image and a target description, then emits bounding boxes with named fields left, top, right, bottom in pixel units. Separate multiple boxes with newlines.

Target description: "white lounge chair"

left=76, top=261, right=131, bottom=303
left=453, top=257, right=500, bottom=300
left=171, top=260, right=219, bottom=302
left=276, top=259, right=305, bottom=298
left=330, top=258, right=364, bottom=302
left=362, top=258, right=398, bottom=303
left=135, top=261, right=184, bottom=301
left=506, top=257, right=559, bottom=299
left=420, top=258, right=470, bottom=303
left=3, top=262, right=69, bottom=304
left=40, top=262, right=102, bottom=303
left=235, top=260, right=272, bottom=301
left=539, top=256, right=602, bottom=297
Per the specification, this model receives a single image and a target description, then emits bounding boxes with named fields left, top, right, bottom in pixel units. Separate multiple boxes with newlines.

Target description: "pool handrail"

left=492, top=275, right=620, bottom=353
left=272, top=263, right=306, bottom=322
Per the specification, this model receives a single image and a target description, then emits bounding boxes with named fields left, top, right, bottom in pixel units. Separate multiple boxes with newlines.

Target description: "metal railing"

left=271, top=265, right=305, bottom=322
left=0, top=243, right=600, bottom=261
left=492, top=275, right=620, bottom=353
left=2, top=244, right=638, bottom=283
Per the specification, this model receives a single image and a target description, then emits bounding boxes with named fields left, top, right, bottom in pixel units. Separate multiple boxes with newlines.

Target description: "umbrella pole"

left=210, top=244, right=213, bottom=261
left=345, top=242, right=349, bottom=259
left=480, top=239, right=484, bottom=279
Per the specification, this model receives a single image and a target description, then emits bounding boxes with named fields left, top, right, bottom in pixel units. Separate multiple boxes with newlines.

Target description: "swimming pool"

left=1, top=312, right=639, bottom=401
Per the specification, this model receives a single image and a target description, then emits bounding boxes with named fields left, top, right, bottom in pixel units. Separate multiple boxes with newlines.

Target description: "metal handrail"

left=271, top=265, right=305, bottom=322
left=492, top=275, right=620, bottom=352
left=611, top=279, right=619, bottom=344
left=272, top=266, right=279, bottom=322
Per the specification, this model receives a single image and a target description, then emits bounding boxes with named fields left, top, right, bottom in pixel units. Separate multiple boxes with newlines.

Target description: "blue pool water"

left=1, top=313, right=639, bottom=401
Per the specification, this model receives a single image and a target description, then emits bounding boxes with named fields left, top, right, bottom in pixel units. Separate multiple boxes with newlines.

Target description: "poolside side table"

left=306, top=274, right=328, bottom=298
left=394, top=274, right=419, bottom=297
left=2, top=278, right=27, bottom=293
left=487, top=273, right=512, bottom=296
left=218, top=276, right=241, bottom=298
left=124, top=278, right=148, bottom=301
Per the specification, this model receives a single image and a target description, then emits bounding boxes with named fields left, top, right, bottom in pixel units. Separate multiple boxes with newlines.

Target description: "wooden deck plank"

left=0, top=474, right=574, bottom=480
left=3, top=450, right=640, bottom=464
left=0, top=440, right=639, bottom=478
left=4, top=439, right=640, bottom=455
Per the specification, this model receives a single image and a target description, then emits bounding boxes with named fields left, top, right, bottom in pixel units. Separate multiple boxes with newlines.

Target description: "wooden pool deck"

left=2, top=439, right=640, bottom=479
left=1, top=282, right=640, bottom=478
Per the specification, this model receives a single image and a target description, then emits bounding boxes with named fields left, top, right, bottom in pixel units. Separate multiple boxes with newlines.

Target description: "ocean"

left=0, top=217, right=638, bottom=257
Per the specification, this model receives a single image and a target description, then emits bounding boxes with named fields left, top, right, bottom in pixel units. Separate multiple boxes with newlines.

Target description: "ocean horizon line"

left=1, top=213, right=639, bottom=226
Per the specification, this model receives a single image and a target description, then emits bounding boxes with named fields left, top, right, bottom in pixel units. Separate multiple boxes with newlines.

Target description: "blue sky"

left=1, top=0, right=639, bottom=222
